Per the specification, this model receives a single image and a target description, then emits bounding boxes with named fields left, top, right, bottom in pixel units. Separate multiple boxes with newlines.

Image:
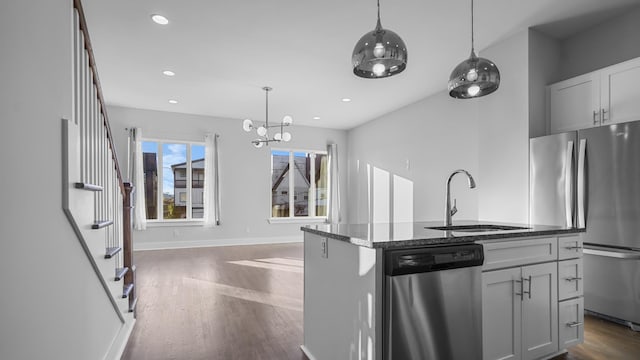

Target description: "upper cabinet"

left=547, top=57, right=640, bottom=134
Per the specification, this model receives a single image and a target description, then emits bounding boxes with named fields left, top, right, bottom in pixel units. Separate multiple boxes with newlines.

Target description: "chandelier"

left=242, top=86, right=293, bottom=148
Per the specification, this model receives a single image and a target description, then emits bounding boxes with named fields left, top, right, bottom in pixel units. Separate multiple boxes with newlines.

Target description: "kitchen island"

left=301, top=220, right=585, bottom=360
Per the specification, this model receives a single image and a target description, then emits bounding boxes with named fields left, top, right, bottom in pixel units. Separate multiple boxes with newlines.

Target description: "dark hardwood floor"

left=122, top=242, right=640, bottom=360
left=554, top=315, right=640, bottom=360
left=121, top=243, right=306, bottom=360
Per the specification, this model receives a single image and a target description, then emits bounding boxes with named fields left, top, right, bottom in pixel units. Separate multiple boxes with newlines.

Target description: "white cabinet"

left=558, top=297, right=584, bottom=349
left=601, top=60, right=640, bottom=125
left=482, top=263, right=558, bottom=360
left=548, top=73, right=600, bottom=133
left=482, top=267, right=522, bottom=360
left=557, top=235, right=584, bottom=351
left=481, top=235, right=584, bottom=360
left=547, top=57, right=640, bottom=134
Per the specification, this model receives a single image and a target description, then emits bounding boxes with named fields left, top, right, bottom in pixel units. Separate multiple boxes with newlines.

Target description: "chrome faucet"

left=445, top=169, right=476, bottom=226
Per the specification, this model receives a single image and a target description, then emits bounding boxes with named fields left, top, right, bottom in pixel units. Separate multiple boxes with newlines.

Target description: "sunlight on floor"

left=183, top=277, right=303, bottom=312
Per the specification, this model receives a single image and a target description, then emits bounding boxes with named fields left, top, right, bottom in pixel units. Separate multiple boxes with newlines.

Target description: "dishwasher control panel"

left=385, top=243, right=484, bottom=276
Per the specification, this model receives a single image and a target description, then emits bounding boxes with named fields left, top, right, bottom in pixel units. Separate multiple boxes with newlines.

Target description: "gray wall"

left=107, top=106, right=348, bottom=249
left=346, top=30, right=536, bottom=225
left=558, top=6, right=640, bottom=81
left=347, top=90, right=479, bottom=224
left=477, top=30, right=531, bottom=224
left=0, top=1, right=124, bottom=359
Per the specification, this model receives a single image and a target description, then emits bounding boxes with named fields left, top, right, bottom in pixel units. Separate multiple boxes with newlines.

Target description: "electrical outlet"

left=320, top=237, right=328, bottom=258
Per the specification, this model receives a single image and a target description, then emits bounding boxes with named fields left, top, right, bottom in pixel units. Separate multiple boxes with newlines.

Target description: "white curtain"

left=132, top=127, right=147, bottom=230
left=203, top=133, right=220, bottom=227
left=327, top=143, right=341, bottom=224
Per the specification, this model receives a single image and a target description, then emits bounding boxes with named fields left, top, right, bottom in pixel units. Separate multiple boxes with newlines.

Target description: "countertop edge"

left=301, top=226, right=585, bottom=249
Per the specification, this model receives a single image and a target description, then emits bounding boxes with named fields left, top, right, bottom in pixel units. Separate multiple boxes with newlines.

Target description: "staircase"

left=61, top=0, right=137, bottom=355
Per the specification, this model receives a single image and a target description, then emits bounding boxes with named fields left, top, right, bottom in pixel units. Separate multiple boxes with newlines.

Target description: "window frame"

left=269, top=147, right=328, bottom=224
left=141, top=137, right=206, bottom=224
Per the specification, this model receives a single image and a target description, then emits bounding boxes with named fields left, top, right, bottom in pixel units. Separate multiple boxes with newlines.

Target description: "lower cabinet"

left=558, top=297, right=584, bottom=349
left=482, top=262, right=558, bottom=360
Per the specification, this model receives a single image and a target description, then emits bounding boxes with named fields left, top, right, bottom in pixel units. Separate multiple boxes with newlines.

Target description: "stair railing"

left=62, top=0, right=137, bottom=319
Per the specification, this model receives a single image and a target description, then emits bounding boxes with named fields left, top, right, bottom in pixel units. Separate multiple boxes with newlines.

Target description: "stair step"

left=74, top=182, right=103, bottom=192
left=104, top=247, right=122, bottom=259
left=92, top=220, right=113, bottom=229
left=114, top=267, right=128, bottom=281
left=122, top=283, right=134, bottom=298
left=129, top=297, right=138, bottom=313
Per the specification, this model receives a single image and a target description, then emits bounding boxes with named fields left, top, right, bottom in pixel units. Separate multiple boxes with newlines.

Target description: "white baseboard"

left=133, top=235, right=303, bottom=251
left=300, top=345, right=317, bottom=360
left=104, top=316, right=136, bottom=360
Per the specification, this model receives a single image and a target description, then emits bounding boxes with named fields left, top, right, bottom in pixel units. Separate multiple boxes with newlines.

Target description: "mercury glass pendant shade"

left=352, top=1, right=407, bottom=78
left=448, top=0, right=500, bottom=99
left=448, top=51, right=500, bottom=99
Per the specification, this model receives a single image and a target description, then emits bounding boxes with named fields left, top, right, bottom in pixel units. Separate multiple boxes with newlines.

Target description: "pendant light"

left=448, top=0, right=500, bottom=99
left=242, top=87, right=292, bottom=148
left=352, top=0, right=407, bottom=78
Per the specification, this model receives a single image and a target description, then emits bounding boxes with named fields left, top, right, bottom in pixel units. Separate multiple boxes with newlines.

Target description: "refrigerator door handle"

left=565, top=141, right=574, bottom=228
left=584, top=245, right=640, bottom=259
left=577, top=138, right=587, bottom=228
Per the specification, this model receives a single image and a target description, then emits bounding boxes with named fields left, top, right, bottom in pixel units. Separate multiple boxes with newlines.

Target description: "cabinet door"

left=482, top=268, right=523, bottom=360
left=601, top=58, right=640, bottom=125
left=558, top=297, right=584, bottom=349
left=548, top=72, right=600, bottom=134
left=521, top=262, right=558, bottom=360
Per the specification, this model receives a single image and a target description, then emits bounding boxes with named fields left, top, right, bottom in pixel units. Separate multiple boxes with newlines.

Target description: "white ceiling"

left=82, top=0, right=640, bottom=130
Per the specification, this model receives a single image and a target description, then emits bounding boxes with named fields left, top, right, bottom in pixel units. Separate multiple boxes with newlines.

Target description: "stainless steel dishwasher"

left=384, top=243, right=484, bottom=360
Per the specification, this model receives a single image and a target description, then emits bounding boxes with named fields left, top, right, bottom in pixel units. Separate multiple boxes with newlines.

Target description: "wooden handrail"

left=73, top=0, right=124, bottom=195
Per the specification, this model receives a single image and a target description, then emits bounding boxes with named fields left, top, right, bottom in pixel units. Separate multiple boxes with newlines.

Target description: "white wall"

left=477, top=30, right=530, bottom=223
left=107, top=106, right=348, bottom=249
left=559, top=6, right=640, bottom=81
left=529, top=30, right=561, bottom=138
left=347, top=91, right=479, bottom=224
left=0, top=1, right=124, bottom=359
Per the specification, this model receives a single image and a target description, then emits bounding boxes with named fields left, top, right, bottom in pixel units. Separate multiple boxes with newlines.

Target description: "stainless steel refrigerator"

left=530, top=120, right=640, bottom=331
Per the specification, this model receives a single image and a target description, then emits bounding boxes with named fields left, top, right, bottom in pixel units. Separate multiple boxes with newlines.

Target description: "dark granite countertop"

left=301, top=220, right=584, bottom=249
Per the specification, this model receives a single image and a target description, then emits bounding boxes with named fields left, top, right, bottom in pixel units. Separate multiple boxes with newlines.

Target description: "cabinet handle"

left=514, top=279, right=523, bottom=300
left=522, top=276, right=532, bottom=299
left=593, top=110, right=599, bottom=125
left=601, top=108, right=608, bottom=123
left=564, top=245, right=583, bottom=251
left=566, top=321, right=583, bottom=328
left=565, top=276, right=582, bottom=282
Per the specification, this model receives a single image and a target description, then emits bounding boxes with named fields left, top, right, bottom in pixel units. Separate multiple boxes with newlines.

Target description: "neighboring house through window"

left=142, top=140, right=205, bottom=221
left=271, top=149, right=328, bottom=219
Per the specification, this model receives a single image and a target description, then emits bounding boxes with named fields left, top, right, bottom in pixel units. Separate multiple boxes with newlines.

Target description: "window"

left=142, top=140, right=205, bottom=221
left=271, top=149, right=328, bottom=219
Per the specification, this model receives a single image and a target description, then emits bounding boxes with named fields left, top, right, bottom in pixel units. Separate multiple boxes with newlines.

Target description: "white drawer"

left=558, top=258, right=583, bottom=300
left=558, top=236, right=583, bottom=260
left=559, top=297, right=584, bottom=349
left=481, top=237, right=557, bottom=271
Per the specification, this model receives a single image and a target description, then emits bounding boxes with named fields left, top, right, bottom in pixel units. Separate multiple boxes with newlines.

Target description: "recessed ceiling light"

left=313, top=116, right=321, bottom=120
left=151, top=14, right=169, bottom=25
left=341, top=98, right=352, bottom=102
left=162, top=70, right=175, bottom=76
left=168, top=99, right=178, bottom=104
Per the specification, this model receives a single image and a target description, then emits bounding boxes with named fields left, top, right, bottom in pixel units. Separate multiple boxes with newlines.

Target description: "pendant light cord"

left=471, top=0, right=475, bottom=54
left=377, top=0, right=380, bottom=21
left=265, top=88, right=269, bottom=130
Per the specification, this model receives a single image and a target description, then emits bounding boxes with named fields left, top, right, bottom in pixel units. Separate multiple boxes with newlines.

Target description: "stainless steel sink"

left=426, top=224, right=530, bottom=233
